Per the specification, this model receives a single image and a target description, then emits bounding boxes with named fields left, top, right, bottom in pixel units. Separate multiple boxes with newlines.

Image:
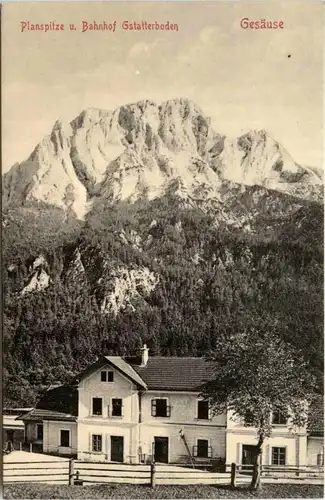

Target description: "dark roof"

left=130, top=357, right=215, bottom=391
left=20, top=408, right=76, bottom=422
left=20, top=385, right=78, bottom=422
left=308, top=397, right=324, bottom=437
left=37, top=385, right=78, bottom=415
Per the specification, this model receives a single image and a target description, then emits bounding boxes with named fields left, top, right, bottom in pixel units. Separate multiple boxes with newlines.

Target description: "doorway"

left=111, top=436, right=124, bottom=462
left=242, top=444, right=256, bottom=472
left=154, top=436, right=169, bottom=463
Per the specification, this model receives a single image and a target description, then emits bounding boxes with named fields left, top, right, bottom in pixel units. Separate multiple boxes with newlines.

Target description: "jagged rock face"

left=21, top=269, right=50, bottom=295
left=20, top=254, right=50, bottom=295
left=3, top=120, right=89, bottom=219
left=98, top=99, right=223, bottom=205
left=218, top=130, right=322, bottom=191
left=2, top=98, right=323, bottom=219
left=100, top=266, right=159, bottom=316
left=60, top=244, right=159, bottom=315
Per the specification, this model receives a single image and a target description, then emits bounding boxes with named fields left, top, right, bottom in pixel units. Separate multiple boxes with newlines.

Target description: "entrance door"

left=111, top=436, right=124, bottom=462
left=154, top=437, right=169, bottom=463
left=242, top=445, right=256, bottom=472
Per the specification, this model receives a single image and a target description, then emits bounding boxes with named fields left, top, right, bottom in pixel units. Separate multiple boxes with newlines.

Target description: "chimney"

left=140, top=344, right=149, bottom=367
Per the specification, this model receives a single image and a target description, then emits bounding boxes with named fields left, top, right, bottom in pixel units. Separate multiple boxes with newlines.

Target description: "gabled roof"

left=20, top=408, right=76, bottom=422
left=104, top=356, right=147, bottom=390
left=75, top=356, right=147, bottom=389
left=129, top=357, right=215, bottom=392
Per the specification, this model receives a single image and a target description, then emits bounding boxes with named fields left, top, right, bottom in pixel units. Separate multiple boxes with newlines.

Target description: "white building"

left=21, top=346, right=323, bottom=467
left=226, top=409, right=308, bottom=467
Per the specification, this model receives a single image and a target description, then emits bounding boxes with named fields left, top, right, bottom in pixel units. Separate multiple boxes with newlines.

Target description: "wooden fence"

left=3, top=459, right=324, bottom=486
left=74, top=461, right=237, bottom=486
left=3, top=460, right=70, bottom=484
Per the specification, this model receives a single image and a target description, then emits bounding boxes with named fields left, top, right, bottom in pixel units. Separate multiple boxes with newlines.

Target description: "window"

left=193, top=439, right=211, bottom=458
left=197, top=400, right=209, bottom=420
left=37, top=424, right=43, bottom=440
left=92, top=397, right=103, bottom=416
left=151, top=399, right=170, bottom=417
left=112, top=398, right=123, bottom=417
left=244, top=410, right=255, bottom=426
left=272, top=411, right=287, bottom=425
left=92, top=434, right=102, bottom=452
left=272, top=447, right=286, bottom=465
left=101, top=371, right=114, bottom=382
left=60, top=430, right=70, bottom=447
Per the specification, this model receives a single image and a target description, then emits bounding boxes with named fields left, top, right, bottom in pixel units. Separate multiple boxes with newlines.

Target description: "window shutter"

left=193, top=445, right=198, bottom=457
left=151, top=399, right=157, bottom=416
left=208, top=446, right=212, bottom=458
left=89, top=432, right=92, bottom=452
left=264, top=445, right=270, bottom=465
left=121, top=404, right=124, bottom=417
left=166, top=405, right=171, bottom=417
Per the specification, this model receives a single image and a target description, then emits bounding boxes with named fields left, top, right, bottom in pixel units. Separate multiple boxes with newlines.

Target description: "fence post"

left=150, top=461, right=156, bottom=488
left=29, top=442, right=32, bottom=453
left=69, top=458, right=75, bottom=486
left=230, top=462, right=237, bottom=488
left=252, top=462, right=261, bottom=488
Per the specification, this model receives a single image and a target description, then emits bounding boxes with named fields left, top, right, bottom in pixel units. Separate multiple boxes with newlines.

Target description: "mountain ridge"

left=3, top=98, right=323, bottom=220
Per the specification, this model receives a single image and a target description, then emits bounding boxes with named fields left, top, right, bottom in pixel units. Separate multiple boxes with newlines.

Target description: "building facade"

left=20, top=346, right=323, bottom=467
left=226, top=410, right=308, bottom=467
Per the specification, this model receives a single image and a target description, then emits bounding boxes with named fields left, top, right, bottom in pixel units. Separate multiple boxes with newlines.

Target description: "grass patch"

left=3, top=484, right=324, bottom=499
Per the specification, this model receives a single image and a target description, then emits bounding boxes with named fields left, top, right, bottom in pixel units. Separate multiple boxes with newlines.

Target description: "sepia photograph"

left=1, top=1, right=324, bottom=498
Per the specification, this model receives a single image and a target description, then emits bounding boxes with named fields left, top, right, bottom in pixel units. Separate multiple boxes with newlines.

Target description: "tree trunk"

left=250, top=435, right=264, bottom=490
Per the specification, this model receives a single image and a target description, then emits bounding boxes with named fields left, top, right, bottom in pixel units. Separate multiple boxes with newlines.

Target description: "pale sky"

left=2, top=1, right=324, bottom=171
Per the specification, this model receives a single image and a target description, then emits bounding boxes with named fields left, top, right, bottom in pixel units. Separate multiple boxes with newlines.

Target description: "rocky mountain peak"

left=71, top=108, right=110, bottom=130
left=3, top=98, right=323, bottom=219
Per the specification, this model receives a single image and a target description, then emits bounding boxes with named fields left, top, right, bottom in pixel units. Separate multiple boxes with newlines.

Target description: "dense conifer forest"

left=3, top=195, right=323, bottom=407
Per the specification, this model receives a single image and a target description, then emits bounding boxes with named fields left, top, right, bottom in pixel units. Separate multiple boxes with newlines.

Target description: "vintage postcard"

left=2, top=0, right=324, bottom=498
